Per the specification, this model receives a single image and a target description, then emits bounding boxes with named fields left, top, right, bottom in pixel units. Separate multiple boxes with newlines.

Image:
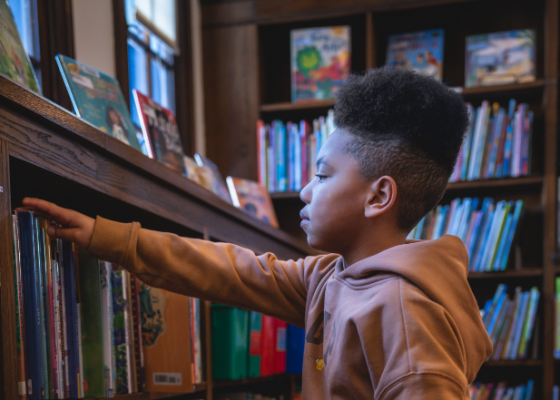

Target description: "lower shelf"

left=482, top=360, right=543, bottom=367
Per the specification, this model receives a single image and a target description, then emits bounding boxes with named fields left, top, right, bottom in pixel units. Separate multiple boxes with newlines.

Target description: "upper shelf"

left=259, top=80, right=548, bottom=113
left=0, top=74, right=314, bottom=259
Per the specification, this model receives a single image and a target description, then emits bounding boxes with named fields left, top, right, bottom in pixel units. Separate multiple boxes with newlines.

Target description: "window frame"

left=113, top=0, right=195, bottom=155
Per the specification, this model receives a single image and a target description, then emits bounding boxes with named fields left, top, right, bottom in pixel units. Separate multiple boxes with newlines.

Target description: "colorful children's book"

left=0, top=0, right=40, bottom=93
left=194, top=153, right=232, bottom=204
left=56, top=55, right=144, bottom=154
left=465, top=30, right=536, bottom=87
left=386, top=29, right=444, bottom=80
left=226, top=176, right=279, bottom=228
left=133, top=90, right=186, bottom=175
left=111, top=270, right=130, bottom=394
left=290, top=26, right=351, bottom=103
left=139, top=282, right=193, bottom=392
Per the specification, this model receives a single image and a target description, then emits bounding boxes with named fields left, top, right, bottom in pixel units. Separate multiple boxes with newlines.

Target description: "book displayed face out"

left=290, top=26, right=351, bottom=103
left=0, top=0, right=41, bottom=93
left=56, top=54, right=144, bottom=154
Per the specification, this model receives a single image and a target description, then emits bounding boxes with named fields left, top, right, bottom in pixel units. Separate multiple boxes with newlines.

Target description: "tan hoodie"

left=88, top=217, right=493, bottom=399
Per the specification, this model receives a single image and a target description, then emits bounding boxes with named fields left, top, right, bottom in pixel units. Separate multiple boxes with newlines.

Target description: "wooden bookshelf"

left=202, top=0, right=559, bottom=398
left=483, top=360, right=543, bottom=367
left=0, top=75, right=314, bottom=400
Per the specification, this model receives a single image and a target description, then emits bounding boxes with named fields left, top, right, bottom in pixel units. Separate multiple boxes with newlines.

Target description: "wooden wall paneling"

left=541, top=0, right=558, bottom=397
left=202, top=24, right=260, bottom=180
left=365, top=12, right=376, bottom=69
left=0, top=140, right=18, bottom=400
left=36, top=0, right=76, bottom=110
left=201, top=0, right=474, bottom=28
left=175, top=0, right=196, bottom=156
left=113, top=0, right=130, bottom=107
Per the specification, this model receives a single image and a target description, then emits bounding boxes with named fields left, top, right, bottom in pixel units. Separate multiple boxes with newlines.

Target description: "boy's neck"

left=342, top=234, right=407, bottom=268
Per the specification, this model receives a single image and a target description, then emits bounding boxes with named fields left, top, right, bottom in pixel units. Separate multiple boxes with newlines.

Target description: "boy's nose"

left=300, top=181, right=312, bottom=204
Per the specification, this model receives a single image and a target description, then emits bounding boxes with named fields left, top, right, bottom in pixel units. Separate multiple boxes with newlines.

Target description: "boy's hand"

left=19, top=198, right=95, bottom=249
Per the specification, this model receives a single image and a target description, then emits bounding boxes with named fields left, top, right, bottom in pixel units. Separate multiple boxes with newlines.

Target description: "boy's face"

left=299, top=131, right=373, bottom=253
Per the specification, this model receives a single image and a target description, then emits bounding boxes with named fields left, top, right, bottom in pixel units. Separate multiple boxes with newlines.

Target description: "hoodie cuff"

left=379, top=373, right=465, bottom=400
left=88, top=216, right=140, bottom=269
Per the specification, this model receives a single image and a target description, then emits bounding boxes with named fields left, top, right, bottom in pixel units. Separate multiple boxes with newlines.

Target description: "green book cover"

left=56, top=54, right=144, bottom=154
left=77, top=249, right=105, bottom=397
left=247, top=311, right=262, bottom=378
left=0, top=0, right=40, bottom=93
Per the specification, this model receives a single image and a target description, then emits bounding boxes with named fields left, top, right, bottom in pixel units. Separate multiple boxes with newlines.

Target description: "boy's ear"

left=364, top=176, right=398, bottom=219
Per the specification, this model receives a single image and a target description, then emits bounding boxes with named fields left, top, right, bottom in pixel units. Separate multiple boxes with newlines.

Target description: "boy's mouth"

left=300, top=210, right=310, bottom=227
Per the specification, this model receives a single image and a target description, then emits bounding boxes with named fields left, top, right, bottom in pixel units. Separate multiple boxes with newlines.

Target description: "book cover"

left=129, top=274, right=145, bottom=392
left=465, top=30, right=536, bottom=87
left=226, top=176, right=279, bottom=228
left=77, top=249, right=106, bottom=398
left=0, top=0, right=40, bottom=93
left=291, top=26, right=351, bottom=103
left=518, top=287, right=540, bottom=359
left=100, top=262, right=115, bottom=397
left=56, top=54, right=143, bottom=153
left=139, top=282, right=194, bottom=392
left=260, top=315, right=275, bottom=376
left=133, top=90, right=186, bottom=175
left=194, top=153, right=232, bottom=204
left=273, top=319, right=287, bottom=374
left=509, top=291, right=530, bottom=359
left=386, top=29, right=444, bottom=80
left=62, top=241, right=80, bottom=398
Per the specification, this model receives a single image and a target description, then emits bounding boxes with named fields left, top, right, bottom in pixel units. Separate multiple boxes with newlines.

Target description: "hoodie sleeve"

left=368, top=279, right=470, bottom=400
left=87, top=216, right=310, bottom=327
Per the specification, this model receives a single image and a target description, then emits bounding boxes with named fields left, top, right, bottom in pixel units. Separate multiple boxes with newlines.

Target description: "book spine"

left=58, top=242, right=70, bottom=398
left=12, top=215, right=29, bottom=400
left=522, top=112, right=532, bottom=176
left=300, top=121, right=308, bottom=188
left=509, top=292, right=530, bottom=360
left=501, top=287, right=522, bottom=360
left=502, top=125, right=514, bottom=177
left=18, top=211, right=44, bottom=400
left=62, top=241, right=80, bottom=398
left=267, top=121, right=276, bottom=192
left=100, top=263, right=115, bottom=398
left=461, top=104, right=475, bottom=181
left=518, top=287, right=540, bottom=359
left=499, top=200, right=524, bottom=271
left=33, top=218, right=49, bottom=399
left=129, top=275, right=144, bottom=393
left=492, top=212, right=513, bottom=271
left=111, top=270, right=129, bottom=394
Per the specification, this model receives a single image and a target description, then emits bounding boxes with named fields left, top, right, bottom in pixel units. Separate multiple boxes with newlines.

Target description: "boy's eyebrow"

left=316, top=157, right=331, bottom=168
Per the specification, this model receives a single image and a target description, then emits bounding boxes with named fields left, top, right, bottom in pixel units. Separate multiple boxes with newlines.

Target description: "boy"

left=23, top=68, right=492, bottom=399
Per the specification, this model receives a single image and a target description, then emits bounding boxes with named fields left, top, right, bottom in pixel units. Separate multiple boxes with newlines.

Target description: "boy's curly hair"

left=334, top=67, right=469, bottom=231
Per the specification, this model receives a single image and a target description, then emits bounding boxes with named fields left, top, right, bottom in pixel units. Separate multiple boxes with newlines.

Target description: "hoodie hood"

left=336, top=234, right=493, bottom=382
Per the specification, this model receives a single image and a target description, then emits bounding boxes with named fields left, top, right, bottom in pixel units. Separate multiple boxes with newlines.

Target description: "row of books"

left=469, top=380, right=534, bottom=400
left=212, top=307, right=305, bottom=381
left=480, top=284, right=540, bottom=361
left=257, top=111, right=335, bottom=193
left=408, top=198, right=523, bottom=272
left=12, top=211, right=203, bottom=399
left=291, top=24, right=535, bottom=103
left=450, top=100, right=533, bottom=182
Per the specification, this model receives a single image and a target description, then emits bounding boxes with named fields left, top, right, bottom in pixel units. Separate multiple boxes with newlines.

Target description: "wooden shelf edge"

left=213, top=373, right=289, bottom=388
left=270, top=177, right=544, bottom=200
left=457, top=80, right=547, bottom=97
left=482, top=360, right=543, bottom=367
left=113, top=383, right=207, bottom=400
left=447, top=176, right=543, bottom=191
left=468, top=268, right=543, bottom=279
left=260, top=99, right=334, bottom=112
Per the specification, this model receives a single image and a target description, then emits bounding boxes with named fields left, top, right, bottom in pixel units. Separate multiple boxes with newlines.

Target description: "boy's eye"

left=315, top=174, right=327, bottom=182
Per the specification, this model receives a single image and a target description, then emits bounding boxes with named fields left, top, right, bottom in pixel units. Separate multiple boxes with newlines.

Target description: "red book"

left=273, top=319, right=287, bottom=374
left=260, top=315, right=275, bottom=376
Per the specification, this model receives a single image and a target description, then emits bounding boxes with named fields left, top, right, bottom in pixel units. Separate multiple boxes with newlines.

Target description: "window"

left=125, top=0, right=177, bottom=127
left=9, top=0, right=41, bottom=87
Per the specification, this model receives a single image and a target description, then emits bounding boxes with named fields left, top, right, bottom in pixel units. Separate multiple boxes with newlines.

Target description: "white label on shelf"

left=153, top=372, right=182, bottom=386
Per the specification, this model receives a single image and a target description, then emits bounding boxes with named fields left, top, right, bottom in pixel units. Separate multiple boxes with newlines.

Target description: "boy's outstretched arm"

left=21, top=198, right=310, bottom=327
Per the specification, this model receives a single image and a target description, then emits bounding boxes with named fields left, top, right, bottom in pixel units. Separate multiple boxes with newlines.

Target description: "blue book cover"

left=268, top=121, right=276, bottom=192
left=386, top=29, right=444, bottom=80
left=17, top=211, right=43, bottom=399
left=467, top=198, right=491, bottom=258
left=470, top=200, right=494, bottom=271
left=486, top=108, right=506, bottom=178
left=293, top=123, right=302, bottom=191
left=474, top=206, right=496, bottom=272
left=483, top=283, right=507, bottom=328
left=62, top=241, right=80, bottom=398
left=509, top=292, right=530, bottom=359
left=500, top=200, right=524, bottom=271
left=524, top=380, right=534, bottom=400
left=487, top=291, right=507, bottom=338
left=34, top=218, right=49, bottom=398
left=287, top=122, right=295, bottom=192
left=493, top=212, right=513, bottom=271
left=56, top=54, right=144, bottom=154
left=286, top=325, right=305, bottom=374
left=519, top=287, right=539, bottom=359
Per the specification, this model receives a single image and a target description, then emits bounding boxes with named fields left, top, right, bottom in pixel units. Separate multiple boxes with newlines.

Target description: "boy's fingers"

left=47, top=225, right=86, bottom=248
left=22, top=198, right=75, bottom=226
